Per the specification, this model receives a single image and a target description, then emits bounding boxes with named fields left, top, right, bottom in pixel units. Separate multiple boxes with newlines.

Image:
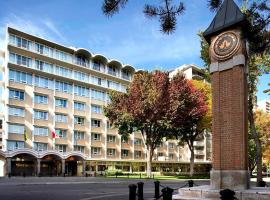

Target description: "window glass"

left=33, top=126, right=48, bottom=136
left=55, top=114, right=68, bottom=123
left=8, top=123, right=24, bottom=134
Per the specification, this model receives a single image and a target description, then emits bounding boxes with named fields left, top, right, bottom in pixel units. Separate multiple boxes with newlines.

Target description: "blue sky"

left=0, top=0, right=268, bottom=101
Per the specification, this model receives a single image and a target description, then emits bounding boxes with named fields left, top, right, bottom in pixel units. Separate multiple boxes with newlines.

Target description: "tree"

left=168, top=73, right=208, bottom=176
left=254, top=110, right=270, bottom=169
left=104, top=71, right=171, bottom=177
left=102, top=0, right=185, bottom=34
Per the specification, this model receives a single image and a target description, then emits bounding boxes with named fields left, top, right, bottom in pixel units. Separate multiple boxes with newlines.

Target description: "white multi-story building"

left=0, top=27, right=211, bottom=177
left=257, top=100, right=270, bottom=114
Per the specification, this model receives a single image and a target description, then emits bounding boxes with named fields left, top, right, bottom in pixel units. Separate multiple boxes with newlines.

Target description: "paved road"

left=0, top=177, right=209, bottom=200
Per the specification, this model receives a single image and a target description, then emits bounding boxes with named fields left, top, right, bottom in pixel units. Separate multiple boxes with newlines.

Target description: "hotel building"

left=257, top=100, right=270, bottom=114
left=0, top=27, right=211, bottom=177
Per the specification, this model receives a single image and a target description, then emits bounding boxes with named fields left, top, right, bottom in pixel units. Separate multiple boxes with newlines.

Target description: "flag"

left=52, top=131, right=59, bottom=139
left=24, top=129, right=28, bottom=141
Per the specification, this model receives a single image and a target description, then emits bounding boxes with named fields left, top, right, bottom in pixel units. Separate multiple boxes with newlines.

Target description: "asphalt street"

left=0, top=177, right=210, bottom=200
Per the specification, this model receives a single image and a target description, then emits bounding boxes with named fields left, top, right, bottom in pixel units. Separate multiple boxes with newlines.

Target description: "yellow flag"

left=24, top=129, right=28, bottom=141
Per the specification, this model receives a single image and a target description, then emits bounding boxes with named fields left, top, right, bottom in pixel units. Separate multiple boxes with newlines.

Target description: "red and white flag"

left=52, top=132, right=59, bottom=139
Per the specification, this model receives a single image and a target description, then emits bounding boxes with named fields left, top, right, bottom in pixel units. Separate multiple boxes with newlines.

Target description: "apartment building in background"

left=257, top=100, right=270, bottom=114
left=0, top=27, right=211, bottom=177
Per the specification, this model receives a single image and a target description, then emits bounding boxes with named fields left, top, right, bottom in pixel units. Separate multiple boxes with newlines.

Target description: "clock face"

left=213, top=31, right=240, bottom=60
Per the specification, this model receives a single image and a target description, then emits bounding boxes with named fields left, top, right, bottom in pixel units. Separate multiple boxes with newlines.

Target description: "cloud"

left=0, top=13, right=66, bottom=50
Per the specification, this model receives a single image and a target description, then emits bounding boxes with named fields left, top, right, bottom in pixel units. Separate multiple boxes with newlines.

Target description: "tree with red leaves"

left=105, top=70, right=171, bottom=177
left=168, top=73, right=208, bottom=176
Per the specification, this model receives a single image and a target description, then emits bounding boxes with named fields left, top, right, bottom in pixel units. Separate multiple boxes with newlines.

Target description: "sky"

left=0, top=0, right=268, bottom=101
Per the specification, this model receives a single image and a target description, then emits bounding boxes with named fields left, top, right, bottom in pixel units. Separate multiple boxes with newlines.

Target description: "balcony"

left=194, top=141, right=204, bottom=146
left=92, top=63, right=101, bottom=71
left=122, top=74, right=131, bottom=80
left=108, top=70, right=117, bottom=76
left=195, top=150, right=205, bottom=155
left=75, top=60, right=88, bottom=68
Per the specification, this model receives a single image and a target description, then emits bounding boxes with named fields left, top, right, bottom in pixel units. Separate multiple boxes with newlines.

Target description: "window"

left=169, top=143, right=174, bottom=149
left=74, top=116, right=85, bottom=125
left=107, top=122, right=113, bottom=129
left=91, top=76, right=105, bottom=86
left=92, top=62, right=101, bottom=71
left=135, top=151, right=142, bottom=158
left=35, top=76, right=54, bottom=89
left=169, top=153, right=174, bottom=160
left=8, top=106, right=25, bottom=117
left=91, top=105, right=102, bottom=114
left=158, top=152, right=163, bottom=157
left=34, top=94, right=48, bottom=104
left=121, top=149, right=129, bottom=157
left=55, top=144, right=67, bottom=152
left=73, top=71, right=88, bottom=82
left=33, top=126, right=48, bottom=136
left=55, top=98, right=67, bottom=108
left=55, top=66, right=72, bottom=78
left=55, top=81, right=72, bottom=93
left=34, top=142, right=48, bottom=151
left=34, top=110, right=48, bottom=120
left=0, top=119, right=2, bottom=129
left=74, top=145, right=85, bottom=153
left=8, top=123, right=24, bottom=134
left=157, top=143, right=163, bottom=148
left=7, top=141, right=24, bottom=150
left=91, top=89, right=105, bottom=101
left=134, top=138, right=142, bottom=146
left=107, top=135, right=116, bottom=143
left=74, top=102, right=85, bottom=111
left=107, top=81, right=120, bottom=90
left=9, top=69, right=32, bottom=85
left=74, top=131, right=85, bottom=140
left=9, top=53, right=32, bottom=67
left=91, top=119, right=101, bottom=127
left=35, top=43, right=44, bottom=54
left=91, top=147, right=101, bottom=155
left=107, top=148, right=116, bottom=156
left=121, top=137, right=128, bottom=143
left=55, top=114, right=67, bottom=123
left=91, top=133, right=101, bottom=141
left=35, top=60, right=53, bottom=73
left=9, top=89, right=25, bottom=100
left=108, top=66, right=117, bottom=76
left=55, top=129, right=67, bottom=138
left=74, top=85, right=89, bottom=97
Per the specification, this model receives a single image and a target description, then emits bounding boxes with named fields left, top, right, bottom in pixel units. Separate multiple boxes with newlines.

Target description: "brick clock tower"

left=204, top=0, right=249, bottom=190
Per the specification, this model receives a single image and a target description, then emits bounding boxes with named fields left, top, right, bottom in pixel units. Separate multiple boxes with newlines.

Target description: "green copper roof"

left=204, top=0, right=246, bottom=43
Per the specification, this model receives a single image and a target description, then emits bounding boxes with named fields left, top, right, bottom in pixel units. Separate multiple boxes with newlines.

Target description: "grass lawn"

left=105, top=174, right=210, bottom=180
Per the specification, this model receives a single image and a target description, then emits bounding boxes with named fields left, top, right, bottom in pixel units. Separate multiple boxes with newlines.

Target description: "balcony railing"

left=122, top=74, right=130, bottom=80
left=92, top=63, right=101, bottom=71
left=194, top=141, right=204, bottom=146
left=108, top=70, right=117, bottom=76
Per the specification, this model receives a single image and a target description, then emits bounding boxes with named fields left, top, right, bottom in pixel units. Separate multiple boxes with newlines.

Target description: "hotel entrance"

left=40, top=154, right=62, bottom=176
left=65, top=156, right=84, bottom=176
left=11, top=153, right=36, bottom=176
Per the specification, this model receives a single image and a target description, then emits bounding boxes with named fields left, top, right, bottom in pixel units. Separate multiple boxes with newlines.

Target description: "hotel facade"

left=0, top=27, right=211, bottom=177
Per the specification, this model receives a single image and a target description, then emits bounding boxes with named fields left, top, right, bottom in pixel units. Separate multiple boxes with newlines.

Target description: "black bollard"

left=154, top=181, right=160, bottom=199
left=258, top=181, right=266, bottom=187
left=8, top=173, right=11, bottom=178
left=220, top=189, right=236, bottom=200
left=188, top=180, right=194, bottom=187
left=129, top=184, right=137, bottom=200
left=161, top=187, right=174, bottom=200
left=137, top=182, right=144, bottom=200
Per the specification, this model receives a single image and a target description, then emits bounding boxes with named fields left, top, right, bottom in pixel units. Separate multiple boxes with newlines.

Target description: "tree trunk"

left=146, top=146, right=152, bottom=178
left=249, top=112, right=263, bottom=185
left=189, top=143, right=195, bottom=177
